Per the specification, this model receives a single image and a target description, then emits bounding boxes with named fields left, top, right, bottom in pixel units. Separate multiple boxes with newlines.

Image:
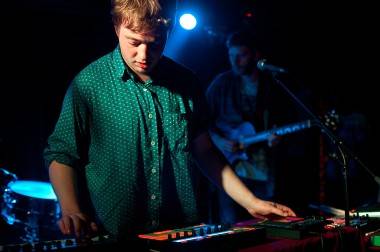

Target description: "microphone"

left=257, top=59, right=288, bottom=73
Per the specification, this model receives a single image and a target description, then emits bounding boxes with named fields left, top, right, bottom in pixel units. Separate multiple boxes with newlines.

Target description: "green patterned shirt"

left=44, top=46, right=209, bottom=239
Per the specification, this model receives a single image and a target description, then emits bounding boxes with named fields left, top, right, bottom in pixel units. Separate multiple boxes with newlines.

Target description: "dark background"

left=0, top=0, right=379, bottom=232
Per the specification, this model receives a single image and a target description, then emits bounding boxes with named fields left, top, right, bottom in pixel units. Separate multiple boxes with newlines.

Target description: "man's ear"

left=114, top=25, right=120, bottom=37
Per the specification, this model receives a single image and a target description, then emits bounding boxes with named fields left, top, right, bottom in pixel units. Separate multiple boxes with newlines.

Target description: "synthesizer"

left=138, top=223, right=266, bottom=252
left=0, top=224, right=266, bottom=252
left=251, top=216, right=330, bottom=239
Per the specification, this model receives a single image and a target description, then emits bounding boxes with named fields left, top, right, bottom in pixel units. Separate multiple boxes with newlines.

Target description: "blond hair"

left=111, top=0, right=176, bottom=32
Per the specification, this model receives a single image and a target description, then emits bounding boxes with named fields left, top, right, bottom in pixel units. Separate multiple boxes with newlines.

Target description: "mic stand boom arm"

left=270, top=72, right=377, bottom=227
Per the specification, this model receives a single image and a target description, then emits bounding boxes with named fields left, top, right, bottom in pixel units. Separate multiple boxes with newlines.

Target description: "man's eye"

left=129, top=41, right=140, bottom=46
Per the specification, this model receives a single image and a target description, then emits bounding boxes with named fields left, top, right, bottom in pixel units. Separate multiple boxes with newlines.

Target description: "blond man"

left=44, top=0, right=295, bottom=241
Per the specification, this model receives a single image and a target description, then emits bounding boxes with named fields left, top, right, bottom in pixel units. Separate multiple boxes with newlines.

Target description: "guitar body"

left=210, top=122, right=270, bottom=181
left=209, top=111, right=337, bottom=194
left=210, top=122, right=256, bottom=165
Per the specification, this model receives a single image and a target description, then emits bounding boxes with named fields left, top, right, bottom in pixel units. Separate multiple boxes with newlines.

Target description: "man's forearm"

left=192, top=133, right=259, bottom=209
left=49, top=161, right=81, bottom=214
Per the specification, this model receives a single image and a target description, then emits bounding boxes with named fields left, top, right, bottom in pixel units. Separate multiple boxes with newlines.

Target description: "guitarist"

left=206, top=30, right=284, bottom=224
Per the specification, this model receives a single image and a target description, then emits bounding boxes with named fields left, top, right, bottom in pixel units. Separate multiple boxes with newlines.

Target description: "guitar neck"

left=240, top=120, right=313, bottom=146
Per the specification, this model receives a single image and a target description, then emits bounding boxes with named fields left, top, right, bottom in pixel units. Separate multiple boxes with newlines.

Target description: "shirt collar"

left=112, top=45, right=126, bottom=79
left=112, top=45, right=150, bottom=84
left=112, top=44, right=170, bottom=85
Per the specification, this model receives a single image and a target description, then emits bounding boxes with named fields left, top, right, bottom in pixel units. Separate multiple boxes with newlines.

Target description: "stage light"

left=179, top=13, right=197, bottom=30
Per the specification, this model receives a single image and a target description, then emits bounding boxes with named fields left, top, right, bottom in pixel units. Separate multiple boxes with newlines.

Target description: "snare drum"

left=1, top=180, right=60, bottom=229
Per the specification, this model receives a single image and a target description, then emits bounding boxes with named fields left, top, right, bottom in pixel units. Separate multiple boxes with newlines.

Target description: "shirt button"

left=151, top=194, right=156, bottom=200
left=152, top=220, right=157, bottom=226
left=143, top=88, right=148, bottom=92
left=151, top=140, right=155, bottom=146
left=151, top=168, right=156, bottom=174
left=148, top=113, right=153, bottom=119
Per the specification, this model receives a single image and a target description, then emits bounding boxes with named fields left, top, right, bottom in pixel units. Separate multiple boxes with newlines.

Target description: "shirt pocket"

left=164, top=111, right=190, bottom=153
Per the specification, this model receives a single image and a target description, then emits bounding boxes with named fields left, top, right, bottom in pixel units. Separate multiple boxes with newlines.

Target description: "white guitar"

left=210, top=111, right=338, bottom=165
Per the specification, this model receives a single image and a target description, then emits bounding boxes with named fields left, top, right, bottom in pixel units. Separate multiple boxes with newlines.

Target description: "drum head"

left=7, top=180, right=57, bottom=200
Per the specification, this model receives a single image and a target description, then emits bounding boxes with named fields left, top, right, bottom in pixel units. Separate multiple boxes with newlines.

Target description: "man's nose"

left=138, top=44, right=149, bottom=61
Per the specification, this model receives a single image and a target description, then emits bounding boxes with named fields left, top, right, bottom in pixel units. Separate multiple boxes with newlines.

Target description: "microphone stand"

left=270, top=72, right=378, bottom=227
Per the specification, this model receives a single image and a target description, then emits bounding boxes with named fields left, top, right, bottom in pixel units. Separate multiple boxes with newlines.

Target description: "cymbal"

left=7, top=180, right=57, bottom=200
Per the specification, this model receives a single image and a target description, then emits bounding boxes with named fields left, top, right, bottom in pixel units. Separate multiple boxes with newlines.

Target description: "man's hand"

left=214, top=137, right=240, bottom=153
left=267, top=133, right=281, bottom=147
left=58, top=211, right=98, bottom=238
left=246, top=198, right=296, bottom=219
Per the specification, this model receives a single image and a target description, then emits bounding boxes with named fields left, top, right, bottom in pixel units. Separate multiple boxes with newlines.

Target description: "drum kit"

left=0, top=168, right=61, bottom=243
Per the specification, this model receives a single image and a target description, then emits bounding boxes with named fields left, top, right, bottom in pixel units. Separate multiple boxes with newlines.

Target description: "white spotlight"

left=179, top=14, right=197, bottom=30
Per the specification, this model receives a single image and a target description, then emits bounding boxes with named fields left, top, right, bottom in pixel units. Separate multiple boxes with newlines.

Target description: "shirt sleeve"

left=43, top=78, right=90, bottom=170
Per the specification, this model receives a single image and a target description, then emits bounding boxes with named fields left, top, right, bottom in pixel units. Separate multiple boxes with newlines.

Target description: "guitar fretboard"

left=240, top=120, right=312, bottom=146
